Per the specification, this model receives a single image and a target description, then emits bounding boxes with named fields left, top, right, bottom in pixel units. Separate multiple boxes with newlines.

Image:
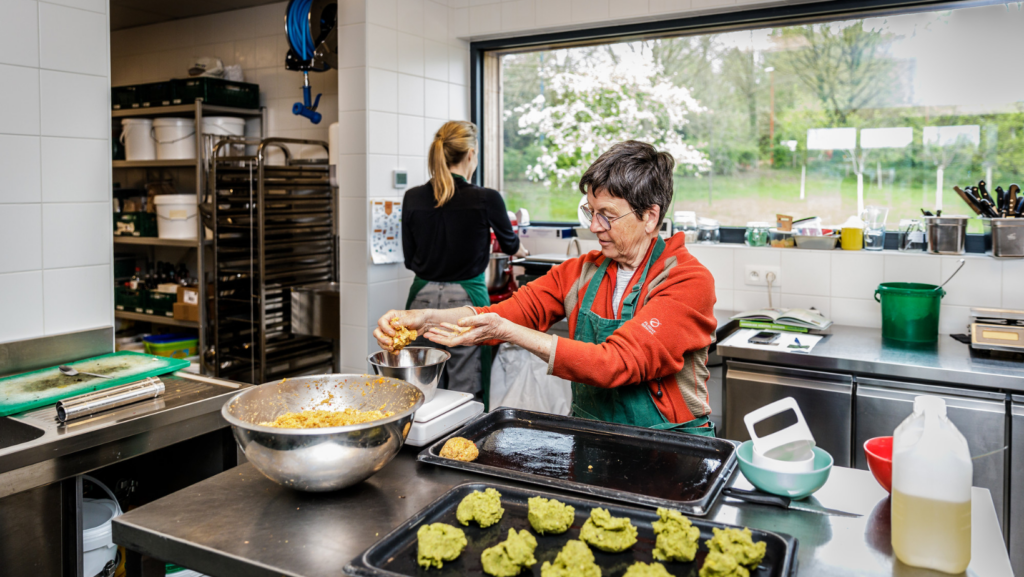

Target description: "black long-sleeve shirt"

left=402, top=178, right=520, bottom=282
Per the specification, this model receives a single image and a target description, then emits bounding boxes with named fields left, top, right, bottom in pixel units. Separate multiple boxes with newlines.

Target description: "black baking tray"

left=417, top=408, right=738, bottom=516
left=344, top=482, right=798, bottom=577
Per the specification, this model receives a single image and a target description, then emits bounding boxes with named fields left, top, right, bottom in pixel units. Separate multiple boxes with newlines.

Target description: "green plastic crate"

left=111, top=85, right=141, bottom=110
left=145, top=290, right=176, bottom=317
left=114, top=212, right=157, bottom=237
left=172, top=78, right=259, bottom=109
left=138, top=81, right=174, bottom=108
left=114, top=255, right=136, bottom=281
left=115, top=286, right=145, bottom=313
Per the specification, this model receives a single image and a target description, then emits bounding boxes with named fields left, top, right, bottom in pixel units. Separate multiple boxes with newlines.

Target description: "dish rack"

left=205, top=137, right=337, bottom=384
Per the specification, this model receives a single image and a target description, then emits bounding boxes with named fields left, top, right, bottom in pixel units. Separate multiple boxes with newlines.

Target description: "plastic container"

left=120, top=118, right=155, bottom=161
left=792, top=216, right=823, bottom=236
left=172, top=77, right=260, bottom=109
left=114, top=212, right=157, bottom=237
left=891, top=395, right=972, bottom=574
left=736, top=441, right=833, bottom=499
left=144, top=333, right=198, bottom=358
left=874, top=282, right=944, bottom=343
left=864, top=436, right=893, bottom=493
left=203, top=116, right=246, bottom=157
left=745, top=222, right=770, bottom=247
left=81, top=475, right=122, bottom=577
left=145, top=290, right=177, bottom=317
left=794, top=235, right=838, bottom=250
left=697, top=217, right=720, bottom=244
left=769, top=228, right=795, bottom=248
left=153, top=194, right=197, bottom=240
left=152, top=118, right=196, bottom=160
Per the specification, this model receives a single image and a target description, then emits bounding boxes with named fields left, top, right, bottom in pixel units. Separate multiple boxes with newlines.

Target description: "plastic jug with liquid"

left=891, top=395, right=972, bottom=573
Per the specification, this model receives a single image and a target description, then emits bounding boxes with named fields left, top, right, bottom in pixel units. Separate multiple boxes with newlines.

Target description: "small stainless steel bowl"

left=367, top=347, right=450, bottom=403
left=221, top=374, right=424, bottom=492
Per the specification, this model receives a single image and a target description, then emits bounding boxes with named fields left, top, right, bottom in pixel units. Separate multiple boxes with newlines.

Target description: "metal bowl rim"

left=220, top=374, right=425, bottom=436
left=366, top=347, right=452, bottom=369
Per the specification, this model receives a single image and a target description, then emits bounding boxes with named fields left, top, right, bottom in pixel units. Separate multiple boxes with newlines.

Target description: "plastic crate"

left=111, top=85, right=141, bottom=110
left=115, top=286, right=145, bottom=313
left=143, top=333, right=198, bottom=358
left=172, top=78, right=259, bottom=109
left=138, top=81, right=174, bottom=108
left=145, top=290, right=176, bottom=318
left=114, top=255, right=136, bottom=281
left=114, top=212, right=157, bottom=237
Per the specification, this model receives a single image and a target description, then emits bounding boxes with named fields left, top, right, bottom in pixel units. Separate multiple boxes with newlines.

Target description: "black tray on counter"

left=417, top=408, right=738, bottom=516
left=344, top=482, right=798, bottom=577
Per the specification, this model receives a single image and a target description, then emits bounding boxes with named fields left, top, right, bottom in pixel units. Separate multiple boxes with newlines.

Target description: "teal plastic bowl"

left=736, top=440, right=833, bottom=499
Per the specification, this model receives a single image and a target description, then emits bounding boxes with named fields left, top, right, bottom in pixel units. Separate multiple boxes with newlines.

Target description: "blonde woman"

left=401, top=120, right=528, bottom=397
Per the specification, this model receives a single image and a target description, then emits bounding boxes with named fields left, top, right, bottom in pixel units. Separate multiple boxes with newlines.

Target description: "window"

left=490, top=2, right=1024, bottom=232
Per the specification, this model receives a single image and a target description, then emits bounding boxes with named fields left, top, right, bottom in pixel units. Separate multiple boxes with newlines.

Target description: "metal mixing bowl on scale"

left=367, top=347, right=450, bottom=402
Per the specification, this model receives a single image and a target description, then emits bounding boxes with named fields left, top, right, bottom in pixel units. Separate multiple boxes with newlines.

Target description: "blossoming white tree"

left=515, top=43, right=709, bottom=190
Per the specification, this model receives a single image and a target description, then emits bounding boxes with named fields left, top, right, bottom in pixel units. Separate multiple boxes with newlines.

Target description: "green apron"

left=570, top=237, right=715, bottom=437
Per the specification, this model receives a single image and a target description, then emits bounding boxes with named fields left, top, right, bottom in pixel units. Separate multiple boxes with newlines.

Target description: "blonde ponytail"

left=428, top=120, right=478, bottom=207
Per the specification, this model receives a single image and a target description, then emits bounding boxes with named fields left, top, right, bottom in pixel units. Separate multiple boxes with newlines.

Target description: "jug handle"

left=874, top=289, right=881, bottom=303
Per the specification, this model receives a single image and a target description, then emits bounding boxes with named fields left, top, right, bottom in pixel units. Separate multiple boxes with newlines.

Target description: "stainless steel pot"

left=367, top=347, right=450, bottom=403
left=485, top=254, right=511, bottom=290
left=983, top=218, right=1024, bottom=258
left=925, top=216, right=968, bottom=255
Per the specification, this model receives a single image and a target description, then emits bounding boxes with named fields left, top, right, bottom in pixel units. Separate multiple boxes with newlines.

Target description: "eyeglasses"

left=580, top=203, right=633, bottom=231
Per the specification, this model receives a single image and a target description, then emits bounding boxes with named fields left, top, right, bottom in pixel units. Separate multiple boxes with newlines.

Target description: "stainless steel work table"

left=717, top=323, right=1024, bottom=392
left=112, top=447, right=1012, bottom=577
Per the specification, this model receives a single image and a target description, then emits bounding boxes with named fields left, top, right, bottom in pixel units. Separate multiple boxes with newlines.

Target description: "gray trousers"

left=408, top=282, right=482, bottom=395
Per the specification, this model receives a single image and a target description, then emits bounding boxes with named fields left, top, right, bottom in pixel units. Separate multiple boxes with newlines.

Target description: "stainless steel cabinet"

left=1010, top=396, right=1024, bottom=575
left=724, top=361, right=853, bottom=467
left=854, top=378, right=1007, bottom=531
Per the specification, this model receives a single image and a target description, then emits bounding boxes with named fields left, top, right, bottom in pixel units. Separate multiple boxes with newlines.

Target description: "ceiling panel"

left=111, top=0, right=283, bottom=31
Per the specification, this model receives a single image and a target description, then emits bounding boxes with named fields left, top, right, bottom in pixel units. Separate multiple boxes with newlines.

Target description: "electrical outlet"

left=745, top=265, right=782, bottom=287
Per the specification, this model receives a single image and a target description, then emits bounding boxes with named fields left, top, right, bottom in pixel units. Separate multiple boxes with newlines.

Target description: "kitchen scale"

left=969, top=308, right=1024, bottom=352
left=405, top=389, right=484, bottom=447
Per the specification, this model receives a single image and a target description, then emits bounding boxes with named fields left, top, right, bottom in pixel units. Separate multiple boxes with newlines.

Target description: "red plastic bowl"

left=864, top=436, right=893, bottom=493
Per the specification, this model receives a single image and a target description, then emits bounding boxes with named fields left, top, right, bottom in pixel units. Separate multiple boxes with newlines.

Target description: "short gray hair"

left=578, top=141, right=676, bottom=222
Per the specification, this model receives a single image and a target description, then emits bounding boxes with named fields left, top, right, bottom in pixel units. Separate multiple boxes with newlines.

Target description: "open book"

left=731, top=308, right=833, bottom=331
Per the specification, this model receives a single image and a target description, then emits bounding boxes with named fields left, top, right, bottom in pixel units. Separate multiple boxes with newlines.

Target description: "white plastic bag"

left=490, top=343, right=572, bottom=415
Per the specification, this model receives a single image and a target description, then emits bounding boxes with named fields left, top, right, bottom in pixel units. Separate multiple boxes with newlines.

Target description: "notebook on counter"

left=731, top=308, right=832, bottom=333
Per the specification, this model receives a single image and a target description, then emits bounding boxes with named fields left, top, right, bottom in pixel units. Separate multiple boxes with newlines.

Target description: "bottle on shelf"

left=129, top=268, right=141, bottom=290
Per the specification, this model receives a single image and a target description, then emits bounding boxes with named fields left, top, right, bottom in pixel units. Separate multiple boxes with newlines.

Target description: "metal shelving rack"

left=207, top=137, right=337, bottom=384
left=112, top=99, right=267, bottom=375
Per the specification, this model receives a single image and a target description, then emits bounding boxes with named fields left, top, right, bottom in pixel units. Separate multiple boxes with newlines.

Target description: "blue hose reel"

left=284, top=0, right=337, bottom=124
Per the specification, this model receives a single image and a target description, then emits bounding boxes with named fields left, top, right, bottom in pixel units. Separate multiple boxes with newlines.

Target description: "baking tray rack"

left=419, top=408, right=738, bottom=517
left=344, top=482, right=798, bottom=577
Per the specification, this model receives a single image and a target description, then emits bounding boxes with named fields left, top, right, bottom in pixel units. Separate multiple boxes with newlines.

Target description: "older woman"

left=375, top=141, right=717, bottom=435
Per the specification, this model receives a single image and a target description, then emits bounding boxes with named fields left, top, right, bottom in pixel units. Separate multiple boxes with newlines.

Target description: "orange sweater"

left=479, top=235, right=717, bottom=423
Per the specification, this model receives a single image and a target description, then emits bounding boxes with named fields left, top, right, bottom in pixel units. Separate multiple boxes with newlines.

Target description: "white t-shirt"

left=611, top=267, right=635, bottom=319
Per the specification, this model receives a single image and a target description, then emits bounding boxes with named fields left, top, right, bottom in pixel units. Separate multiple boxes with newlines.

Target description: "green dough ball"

left=705, top=528, right=766, bottom=569
left=528, top=496, right=576, bottom=535
left=623, top=561, right=674, bottom=577
left=416, top=523, right=467, bottom=570
left=540, top=540, right=600, bottom=577
left=457, top=488, right=505, bottom=528
left=481, top=528, right=538, bottom=577
left=699, top=551, right=750, bottom=577
left=579, top=507, right=638, bottom=553
left=651, top=507, right=701, bottom=563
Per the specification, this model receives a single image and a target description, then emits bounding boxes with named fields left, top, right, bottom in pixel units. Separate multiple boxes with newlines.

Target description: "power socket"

left=745, top=265, right=782, bottom=287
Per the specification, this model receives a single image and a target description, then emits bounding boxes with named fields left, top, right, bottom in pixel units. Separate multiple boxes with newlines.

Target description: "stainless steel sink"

left=0, top=417, right=44, bottom=450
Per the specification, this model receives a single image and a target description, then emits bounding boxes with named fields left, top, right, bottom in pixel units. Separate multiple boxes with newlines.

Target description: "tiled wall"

left=0, top=0, right=112, bottom=344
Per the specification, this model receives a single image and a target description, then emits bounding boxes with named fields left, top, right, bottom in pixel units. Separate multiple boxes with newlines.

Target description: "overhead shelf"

left=113, top=159, right=195, bottom=169
left=115, top=310, right=198, bottom=328
left=112, top=103, right=263, bottom=118
left=114, top=236, right=200, bottom=247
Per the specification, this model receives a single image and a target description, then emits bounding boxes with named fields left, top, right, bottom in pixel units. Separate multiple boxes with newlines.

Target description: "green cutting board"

left=0, top=351, right=190, bottom=417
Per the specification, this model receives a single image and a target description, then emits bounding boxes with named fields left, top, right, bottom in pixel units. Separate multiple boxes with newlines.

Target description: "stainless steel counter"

left=717, top=323, right=1024, bottom=392
left=112, top=448, right=1012, bottom=577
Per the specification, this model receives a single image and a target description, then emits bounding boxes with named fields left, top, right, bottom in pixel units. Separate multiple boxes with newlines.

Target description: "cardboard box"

left=173, top=302, right=199, bottom=322
left=177, top=286, right=199, bottom=305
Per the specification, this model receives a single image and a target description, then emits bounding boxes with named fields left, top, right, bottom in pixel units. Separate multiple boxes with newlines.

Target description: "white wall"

left=0, top=0, right=112, bottom=345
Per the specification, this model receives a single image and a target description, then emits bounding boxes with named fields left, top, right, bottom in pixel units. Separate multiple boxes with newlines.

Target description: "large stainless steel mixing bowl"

left=485, top=253, right=511, bottom=289
left=367, top=347, right=450, bottom=402
left=221, top=374, right=424, bottom=492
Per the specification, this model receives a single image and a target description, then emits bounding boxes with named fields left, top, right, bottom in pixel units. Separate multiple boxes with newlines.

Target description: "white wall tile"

left=425, top=117, right=446, bottom=151
left=449, top=83, right=467, bottom=120
left=0, top=0, right=38, bottom=67
left=254, top=35, right=279, bottom=68
left=469, top=3, right=501, bottom=33
left=368, top=112, right=399, bottom=155
left=501, top=0, right=535, bottom=31
left=693, top=0, right=736, bottom=8
left=367, top=0, right=397, bottom=27
left=424, top=40, right=449, bottom=81
left=449, top=7, right=470, bottom=38
left=42, top=202, right=109, bottom=269
left=0, top=135, right=41, bottom=203
left=338, top=66, right=367, bottom=111
left=0, top=204, right=42, bottom=273
left=335, top=154, right=367, bottom=197
left=829, top=297, right=881, bottom=329
left=335, top=111, right=367, bottom=154
left=367, top=25, right=398, bottom=71
left=39, top=3, right=108, bottom=76
left=610, top=0, right=648, bottom=18
left=368, top=68, right=398, bottom=112
left=781, top=250, right=829, bottom=296
left=342, top=282, right=368, bottom=326
left=939, top=304, right=971, bottom=336
left=41, top=0, right=106, bottom=14
left=535, top=0, right=571, bottom=26
left=399, top=155, right=425, bottom=188
left=449, top=46, right=469, bottom=86
left=398, top=73, right=425, bottom=116
left=336, top=24, right=367, bottom=69
left=367, top=154, right=399, bottom=197
left=338, top=0, right=367, bottom=25
left=686, top=245, right=733, bottom=290
left=734, top=288, right=780, bottom=312
left=339, top=198, right=367, bottom=241
left=1003, top=260, right=1024, bottom=310
left=0, top=271, right=44, bottom=343
left=941, top=256, right=1000, bottom=307
left=571, top=0, right=609, bottom=22
left=0, top=64, right=40, bottom=135
left=39, top=71, right=108, bottom=138
left=713, top=289, right=733, bottom=312
left=397, top=32, right=424, bottom=76
left=780, top=293, right=830, bottom=319
left=341, top=324, right=369, bottom=369
left=883, top=253, right=941, bottom=285
left=340, top=240, right=368, bottom=284
left=424, top=79, right=448, bottom=118
left=41, top=138, right=108, bottom=202
left=731, top=248, right=779, bottom=291
left=423, top=1, right=449, bottom=42
left=367, top=280, right=400, bottom=327
left=369, top=262, right=401, bottom=284
left=830, top=251, right=883, bottom=299
left=396, top=0, right=425, bottom=35
left=43, top=264, right=111, bottom=334
left=398, top=115, right=425, bottom=156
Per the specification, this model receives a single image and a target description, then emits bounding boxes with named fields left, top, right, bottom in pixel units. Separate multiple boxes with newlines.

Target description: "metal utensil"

left=485, top=253, right=511, bottom=289
left=58, top=365, right=112, bottom=379
left=938, top=258, right=966, bottom=290
left=722, top=487, right=861, bottom=518
left=367, top=347, right=450, bottom=403
left=57, top=377, right=164, bottom=423
left=953, top=186, right=983, bottom=216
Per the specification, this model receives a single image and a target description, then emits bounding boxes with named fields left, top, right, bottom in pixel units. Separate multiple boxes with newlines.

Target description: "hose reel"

left=284, top=0, right=338, bottom=124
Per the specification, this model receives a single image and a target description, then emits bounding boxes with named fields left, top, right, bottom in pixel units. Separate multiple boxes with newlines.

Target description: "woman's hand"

left=424, top=313, right=512, bottom=347
left=514, top=244, right=530, bottom=259
left=374, top=309, right=428, bottom=352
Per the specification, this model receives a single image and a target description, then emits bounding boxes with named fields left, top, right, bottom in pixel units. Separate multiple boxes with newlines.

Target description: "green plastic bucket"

left=874, top=282, right=945, bottom=343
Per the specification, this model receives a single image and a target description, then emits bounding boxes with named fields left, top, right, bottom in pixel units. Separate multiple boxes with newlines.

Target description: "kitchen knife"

left=1010, top=184, right=1020, bottom=216
left=1015, top=196, right=1024, bottom=218
left=979, top=181, right=995, bottom=205
left=721, top=487, right=862, bottom=518
left=996, top=186, right=1007, bottom=216
left=953, top=186, right=984, bottom=216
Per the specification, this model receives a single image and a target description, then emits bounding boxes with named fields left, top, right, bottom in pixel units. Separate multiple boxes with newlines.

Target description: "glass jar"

left=674, top=211, right=698, bottom=244
left=697, top=218, right=720, bottom=244
left=745, top=222, right=771, bottom=247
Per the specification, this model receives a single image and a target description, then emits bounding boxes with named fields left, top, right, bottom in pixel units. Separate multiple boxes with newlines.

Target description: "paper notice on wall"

left=370, top=199, right=403, bottom=264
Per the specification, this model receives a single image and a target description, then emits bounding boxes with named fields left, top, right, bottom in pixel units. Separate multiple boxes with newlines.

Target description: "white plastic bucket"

left=121, top=118, right=155, bottom=161
left=203, top=116, right=246, bottom=157
left=82, top=476, right=121, bottom=577
left=152, top=118, right=196, bottom=160
left=154, top=194, right=198, bottom=239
